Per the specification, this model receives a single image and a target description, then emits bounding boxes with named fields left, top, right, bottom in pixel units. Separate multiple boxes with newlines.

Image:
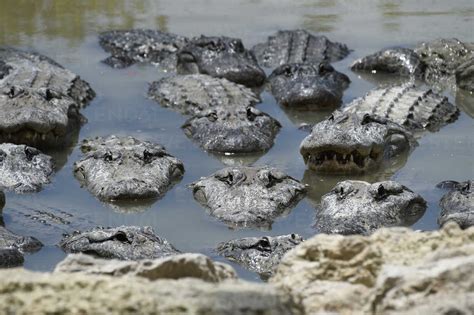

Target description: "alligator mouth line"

left=304, top=149, right=380, bottom=172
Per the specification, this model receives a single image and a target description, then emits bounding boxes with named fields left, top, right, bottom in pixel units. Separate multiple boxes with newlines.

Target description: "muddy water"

left=0, top=0, right=473, bottom=280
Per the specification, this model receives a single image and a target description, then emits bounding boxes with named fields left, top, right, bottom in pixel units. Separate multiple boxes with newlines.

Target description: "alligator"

left=177, top=36, right=266, bottom=87
left=251, top=29, right=350, bottom=69
left=148, top=74, right=259, bottom=116
left=316, top=180, right=427, bottom=235
left=98, top=29, right=188, bottom=69
left=59, top=226, right=180, bottom=260
left=343, top=84, right=459, bottom=133
left=73, top=135, right=184, bottom=201
left=0, top=143, right=54, bottom=193
left=181, top=106, right=281, bottom=154
left=351, top=38, right=474, bottom=92
left=190, top=166, right=306, bottom=229
left=0, top=47, right=95, bottom=107
left=216, top=234, right=303, bottom=279
left=0, top=85, right=85, bottom=148
left=267, top=62, right=350, bottom=110
left=0, top=248, right=24, bottom=268
left=300, top=111, right=416, bottom=174
left=437, top=180, right=473, bottom=229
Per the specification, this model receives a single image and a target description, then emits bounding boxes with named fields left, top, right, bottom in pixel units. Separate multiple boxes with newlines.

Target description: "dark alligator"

left=181, top=106, right=281, bottom=154
left=98, top=29, right=188, bottom=69
left=216, top=234, right=303, bottom=279
left=251, top=29, right=350, bottom=69
left=316, top=180, right=427, bottom=235
left=0, top=85, right=85, bottom=148
left=190, top=166, right=306, bottom=229
left=148, top=74, right=259, bottom=116
left=59, top=226, right=180, bottom=260
left=0, top=143, right=54, bottom=193
left=343, top=84, right=459, bottom=132
left=437, top=180, right=473, bottom=229
left=268, top=62, right=350, bottom=110
left=0, top=47, right=95, bottom=107
left=177, top=36, right=266, bottom=87
left=351, top=38, right=474, bottom=92
left=300, top=111, right=416, bottom=174
left=73, top=135, right=184, bottom=201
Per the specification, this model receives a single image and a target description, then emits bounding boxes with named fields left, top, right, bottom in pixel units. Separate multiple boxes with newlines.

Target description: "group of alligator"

left=0, top=29, right=472, bottom=279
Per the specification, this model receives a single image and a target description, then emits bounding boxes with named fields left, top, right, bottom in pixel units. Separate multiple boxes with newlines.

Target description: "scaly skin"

left=316, top=180, right=427, bottom=235
left=268, top=62, right=350, bottom=110
left=437, top=180, right=474, bottom=229
left=182, top=106, right=281, bottom=154
left=251, top=29, right=350, bottom=68
left=217, top=234, right=303, bottom=279
left=300, top=111, right=416, bottom=174
left=190, top=166, right=306, bottom=229
left=148, top=74, right=259, bottom=116
left=177, top=36, right=266, bottom=87
left=59, top=226, right=180, bottom=260
left=74, top=135, right=184, bottom=201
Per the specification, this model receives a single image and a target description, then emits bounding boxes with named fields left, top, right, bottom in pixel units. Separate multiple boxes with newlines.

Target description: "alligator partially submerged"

left=98, top=29, right=188, bottom=69
left=343, top=84, right=459, bottom=132
left=73, top=136, right=184, bottom=201
left=0, top=47, right=95, bottom=107
left=59, top=226, right=180, bottom=260
left=182, top=106, right=281, bottom=154
left=177, top=36, right=266, bottom=87
left=216, top=234, right=303, bottom=279
left=316, top=180, right=427, bottom=235
left=268, top=62, right=350, bottom=109
left=251, top=29, right=350, bottom=69
left=437, top=180, right=473, bottom=229
left=0, top=143, right=54, bottom=193
left=148, top=74, right=259, bottom=116
left=190, top=166, right=306, bottom=229
left=300, top=111, right=416, bottom=174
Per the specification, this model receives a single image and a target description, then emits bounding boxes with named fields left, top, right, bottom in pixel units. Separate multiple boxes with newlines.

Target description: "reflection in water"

left=350, top=70, right=416, bottom=89
left=105, top=198, right=163, bottom=214
left=208, top=151, right=263, bottom=167
left=281, top=107, right=334, bottom=127
left=303, top=14, right=338, bottom=33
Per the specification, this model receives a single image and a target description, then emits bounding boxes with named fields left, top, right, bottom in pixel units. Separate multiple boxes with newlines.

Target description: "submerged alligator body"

left=316, top=180, right=427, bottom=235
left=268, top=62, right=350, bottom=110
left=300, top=111, right=416, bottom=174
left=0, top=143, right=54, bottom=193
left=437, top=180, right=473, bottom=229
left=251, top=29, right=350, bottom=69
left=177, top=36, right=266, bottom=87
left=148, top=74, right=259, bottom=116
left=190, top=167, right=306, bottom=229
left=182, top=106, right=281, bottom=154
left=343, top=84, right=459, bottom=132
left=74, top=136, right=184, bottom=201
left=217, top=234, right=303, bottom=279
left=59, top=226, right=180, bottom=260
left=98, top=29, right=188, bottom=69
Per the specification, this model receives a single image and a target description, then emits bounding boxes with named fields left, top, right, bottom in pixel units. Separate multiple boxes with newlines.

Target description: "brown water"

left=0, top=0, right=473, bottom=280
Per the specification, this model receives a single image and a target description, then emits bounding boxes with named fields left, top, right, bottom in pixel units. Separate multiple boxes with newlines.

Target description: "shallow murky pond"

left=1, top=0, right=473, bottom=280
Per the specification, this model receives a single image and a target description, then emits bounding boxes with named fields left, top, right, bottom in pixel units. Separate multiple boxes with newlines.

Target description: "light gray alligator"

left=216, top=234, right=303, bottom=279
left=98, top=29, right=188, bottom=69
left=251, top=29, right=350, bottom=68
left=316, top=180, right=427, bottom=235
left=73, top=135, right=184, bottom=201
left=177, top=36, right=266, bottom=87
left=268, top=62, right=350, bottom=109
left=181, top=106, right=281, bottom=154
left=190, top=166, right=306, bottom=229
left=59, top=226, right=180, bottom=260
left=437, top=180, right=473, bottom=229
left=148, top=74, right=259, bottom=116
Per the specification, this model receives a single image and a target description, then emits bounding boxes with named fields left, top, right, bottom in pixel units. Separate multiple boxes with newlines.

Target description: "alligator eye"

left=376, top=184, right=388, bottom=199
left=328, top=114, right=334, bottom=121
left=246, top=107, right=258, bottom=121
left=44, top=89, right=54, bottom=101
left=258, top=237, right=271, bottom=249
left=229, top=40, right=244, bottom=52
left=206, top=112, right=218, bottom=122
left=361, top=114, right=387, bottom=125
left=291, top=233, right=296, bottom=239
left=339, top=187, right=344, bottom=195
left=6, top=86, right=23, bottom=98
left=178, top=52, right=196, bottom=63
left=215, top=170, right=246, bottom=186
left=318, top=62, right=333, bottom=75
left=113, top=231, right=130, bottom=243
left=103, top=151, right=113, bottom=162
left=24, top=147, right=39, bottom=161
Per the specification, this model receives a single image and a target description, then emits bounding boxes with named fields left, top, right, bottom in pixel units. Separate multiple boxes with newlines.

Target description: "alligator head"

left=437, top=180, right=473, bottom=229
left=300, top=111, right=416, bottom=174
left=217, top=234, right=303, bottom=279
left=177, top=36, right=266, bottom=87
left=316, top=180, right=427, bottom=235
left=268, top=62, right=350, bottom=109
